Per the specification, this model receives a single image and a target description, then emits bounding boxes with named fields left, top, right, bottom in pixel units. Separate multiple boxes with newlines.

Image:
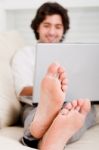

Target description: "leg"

left=39, top=99, right=90, bottom=150
left=30, top=63, right=68, bottom=138
left=20, top=104, right=38, bottom=148
left=94, top=104, right=99, bottom=124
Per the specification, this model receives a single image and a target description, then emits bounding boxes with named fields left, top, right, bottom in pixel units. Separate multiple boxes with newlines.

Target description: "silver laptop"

left=33, top=43, right=99, bottom=103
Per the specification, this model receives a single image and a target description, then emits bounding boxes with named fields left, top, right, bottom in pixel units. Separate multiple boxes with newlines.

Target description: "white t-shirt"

left=11, top=46, right=36, bottom=103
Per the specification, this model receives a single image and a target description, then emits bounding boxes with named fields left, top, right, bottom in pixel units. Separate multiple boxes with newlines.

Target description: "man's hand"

left=20, top=86, right=33, bottom=96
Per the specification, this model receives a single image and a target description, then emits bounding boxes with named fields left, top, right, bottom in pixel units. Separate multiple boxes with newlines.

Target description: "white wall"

left=66, top=7, right=99, bottom=43
left=0, top=9, right=6, bottom=31
left=1, top=0, right=99, bottom=9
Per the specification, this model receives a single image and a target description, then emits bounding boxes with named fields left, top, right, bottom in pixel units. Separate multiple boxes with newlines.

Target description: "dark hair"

left=31, top=2, right=70, bottom=41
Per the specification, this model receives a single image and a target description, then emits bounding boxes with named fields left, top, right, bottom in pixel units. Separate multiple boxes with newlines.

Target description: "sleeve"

left=11, top=46, right=35, bottom=97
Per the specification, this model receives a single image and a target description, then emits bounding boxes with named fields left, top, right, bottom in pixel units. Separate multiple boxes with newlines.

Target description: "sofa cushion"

left=0, top=30, right=25, bottom=61
left=0, top=136, right=36, bottom=150
left=0, top=31, right=25, bottom=128
left=0, top=126, right=23, bottom=140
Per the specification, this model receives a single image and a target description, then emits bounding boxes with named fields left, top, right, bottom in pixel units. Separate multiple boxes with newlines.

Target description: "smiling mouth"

left=47, top=37, right=57, bottom=42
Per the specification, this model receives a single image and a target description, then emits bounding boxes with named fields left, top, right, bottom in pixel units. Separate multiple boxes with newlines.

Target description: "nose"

left=48, top=26, right=56, bottom=35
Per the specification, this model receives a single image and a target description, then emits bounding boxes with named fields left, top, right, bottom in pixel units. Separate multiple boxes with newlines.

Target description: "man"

left=11, top=2, right=99, bottom=149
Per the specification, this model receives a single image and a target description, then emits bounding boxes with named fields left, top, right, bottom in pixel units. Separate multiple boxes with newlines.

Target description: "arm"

left=11, top=47, right=35, bottom=98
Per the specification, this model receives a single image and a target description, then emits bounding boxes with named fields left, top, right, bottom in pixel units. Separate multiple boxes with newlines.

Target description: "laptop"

left=33, top=43, right=99, bottom=103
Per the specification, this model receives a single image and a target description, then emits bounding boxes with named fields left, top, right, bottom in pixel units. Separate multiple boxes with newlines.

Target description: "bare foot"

left=64, top=99, right=91, bottom=116
left=39, top=99, right=91, bottom=150
left=30, top=63, right=68, bottom=138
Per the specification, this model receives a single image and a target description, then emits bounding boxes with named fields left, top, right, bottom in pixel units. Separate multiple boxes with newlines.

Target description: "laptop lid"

left=33, top=43, right=99, bottom=103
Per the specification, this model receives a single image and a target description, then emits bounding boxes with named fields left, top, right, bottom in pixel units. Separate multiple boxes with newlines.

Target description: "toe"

left=47, top=62, right=60, bottom=76
left=79, top=99, right=91, bottom=115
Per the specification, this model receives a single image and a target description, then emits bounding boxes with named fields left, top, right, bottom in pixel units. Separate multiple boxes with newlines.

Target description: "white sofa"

left=0, top=30, right=99, bottom=150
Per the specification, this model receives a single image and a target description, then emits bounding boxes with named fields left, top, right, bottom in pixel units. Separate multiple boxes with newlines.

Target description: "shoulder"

left=15, top=46, right=35, bottom=57
left=11, top=45, right=35, bottom=64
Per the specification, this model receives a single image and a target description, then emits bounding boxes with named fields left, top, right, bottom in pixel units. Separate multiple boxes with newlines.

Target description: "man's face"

left=37, top=14, right=64, bottom=43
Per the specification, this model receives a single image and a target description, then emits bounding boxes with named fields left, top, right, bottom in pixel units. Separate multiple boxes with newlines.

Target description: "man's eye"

left=44, top=25, right=49, bottom=28
left=56, top=26, right=62, bottom=29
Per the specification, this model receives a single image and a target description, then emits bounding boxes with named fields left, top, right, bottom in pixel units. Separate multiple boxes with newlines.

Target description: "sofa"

left=0, top=30, right=99, bottom=150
